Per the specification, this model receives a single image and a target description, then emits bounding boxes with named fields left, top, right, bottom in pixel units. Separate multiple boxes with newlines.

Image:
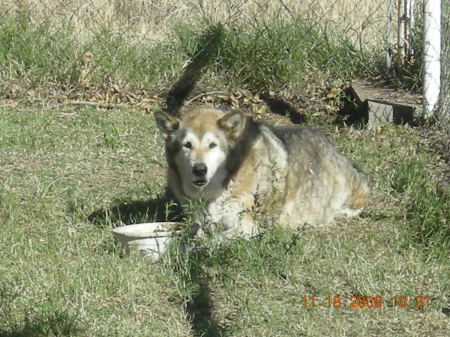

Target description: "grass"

left=210, top=18, right=378, bottom=90
left=0, top=107, right=188, bottom=336
left=392, top=161, right=449, bottom=252
left=0, top=105, right=448, bottom=337
left=0, top=1, right=386, bottom=95
left=0, top=14, right=186, bottom=92
left=0, top=0, right=387, bottom=41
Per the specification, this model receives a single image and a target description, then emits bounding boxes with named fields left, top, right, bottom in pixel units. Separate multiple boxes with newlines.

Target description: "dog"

left=155, top=106, right=369, bottom=240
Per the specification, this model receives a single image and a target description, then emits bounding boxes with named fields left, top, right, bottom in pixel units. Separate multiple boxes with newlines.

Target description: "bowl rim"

left=112, top=222, right=182, bottom=238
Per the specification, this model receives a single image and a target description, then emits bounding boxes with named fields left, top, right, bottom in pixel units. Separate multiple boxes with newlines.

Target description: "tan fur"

left=155, top=107, right=370, bottom=240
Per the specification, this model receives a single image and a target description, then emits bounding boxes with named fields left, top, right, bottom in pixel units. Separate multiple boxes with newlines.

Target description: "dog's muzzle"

left=192, top=163, right=207, bottom=187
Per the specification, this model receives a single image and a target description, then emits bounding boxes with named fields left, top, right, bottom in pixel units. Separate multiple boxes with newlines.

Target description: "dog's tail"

left=165, top=24, right=224, bottom=116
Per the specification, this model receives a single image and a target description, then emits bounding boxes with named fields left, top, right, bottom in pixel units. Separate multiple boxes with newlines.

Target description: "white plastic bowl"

left=112, top=222, right=181, bottom=261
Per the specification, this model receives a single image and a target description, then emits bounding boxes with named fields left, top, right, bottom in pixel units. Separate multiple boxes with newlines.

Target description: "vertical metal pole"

left=423, top=0, right=441, bottom=118
left=387, top=0, right=393, bottom=70
left=404, top=0, right=409, bottom=56
left=407, top=0, right=416, bottom=56
left=398, top=0, right=405, bottom=63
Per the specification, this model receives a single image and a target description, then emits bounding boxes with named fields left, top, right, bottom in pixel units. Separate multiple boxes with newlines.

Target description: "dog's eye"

left=209, top=142, right=217, bottom=149
left=183, top=141, right=192, bottom=149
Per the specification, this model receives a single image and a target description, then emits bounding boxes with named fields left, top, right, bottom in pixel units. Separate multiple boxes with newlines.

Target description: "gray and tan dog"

left=155, top=107, right=369, bottom=240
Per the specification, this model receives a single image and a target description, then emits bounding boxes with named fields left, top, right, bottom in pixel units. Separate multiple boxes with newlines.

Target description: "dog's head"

left=155, top=108, right=246, bottom=197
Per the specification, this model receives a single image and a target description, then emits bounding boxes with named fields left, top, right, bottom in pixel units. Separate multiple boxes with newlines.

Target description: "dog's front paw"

left=218, top=214, right=259, bottom=240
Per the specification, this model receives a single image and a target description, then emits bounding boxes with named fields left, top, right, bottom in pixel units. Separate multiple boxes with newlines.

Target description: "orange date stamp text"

left=300, top=296, right=430, bottom=309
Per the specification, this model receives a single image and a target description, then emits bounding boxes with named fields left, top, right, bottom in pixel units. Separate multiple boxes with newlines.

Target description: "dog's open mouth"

left=193, top=179, right=207, bottom=187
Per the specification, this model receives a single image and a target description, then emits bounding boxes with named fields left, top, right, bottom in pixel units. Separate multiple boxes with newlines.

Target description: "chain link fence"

left=438, top=0, right=449, bottom=130
left=0, top=0, right=394, bottom=54
left=0, top=0, right=391, bottom=105
left=0, top=1, right=440, bottom=69
left=0, top=0, right=447, bottom=126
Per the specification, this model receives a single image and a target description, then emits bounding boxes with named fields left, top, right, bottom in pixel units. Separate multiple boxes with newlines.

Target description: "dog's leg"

left=205, top=197, right=258, bottom=241
left=218, top=212, right=258, bottom=239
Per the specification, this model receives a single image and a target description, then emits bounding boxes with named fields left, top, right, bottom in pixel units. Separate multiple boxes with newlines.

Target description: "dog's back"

left=272, top=126, right=370, bottom=226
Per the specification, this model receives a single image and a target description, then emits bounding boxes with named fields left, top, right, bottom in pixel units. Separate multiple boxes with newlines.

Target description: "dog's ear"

left=154, top=111, right=180, bottom=138
left=217, top=110, right=246, bottom=139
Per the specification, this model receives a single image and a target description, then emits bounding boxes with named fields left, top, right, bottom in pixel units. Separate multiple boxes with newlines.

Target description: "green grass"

left=392, top=161, right=449, bottom=253
left=213, top=18, right=378, bottom=90
left=0, top=13, right=382, bottom=94
left=0, top=14, right=185, bottom=92
left=0, top=106, right=448, bottom=336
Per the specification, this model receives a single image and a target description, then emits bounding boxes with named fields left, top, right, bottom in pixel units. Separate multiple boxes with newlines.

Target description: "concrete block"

left=366, top=100, right=418, bottom=129
left=346, top=81, right=422, bottom=129
left=367, top=101, right=393, bottom=129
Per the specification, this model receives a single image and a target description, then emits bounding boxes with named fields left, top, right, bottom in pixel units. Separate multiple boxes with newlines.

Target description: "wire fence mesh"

left=0, top=1, right=438, bottom=71
left=0, top=0, right=394, bottom=102
left=0, top=0, right=447, bottom=127
left=0, top=0, right=389, bottom=46
left=438, top=0, right=449, bottom=130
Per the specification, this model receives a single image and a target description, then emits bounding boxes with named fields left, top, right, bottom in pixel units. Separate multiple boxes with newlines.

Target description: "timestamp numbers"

left=301, top=296, right=430, bottom=309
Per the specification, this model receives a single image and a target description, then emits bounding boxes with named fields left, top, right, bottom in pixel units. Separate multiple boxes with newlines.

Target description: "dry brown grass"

left=2, top=0, right=388, bottom=45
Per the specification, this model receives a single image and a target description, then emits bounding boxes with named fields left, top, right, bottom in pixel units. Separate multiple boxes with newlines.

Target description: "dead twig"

left=185, top=91, right=226, bottom=106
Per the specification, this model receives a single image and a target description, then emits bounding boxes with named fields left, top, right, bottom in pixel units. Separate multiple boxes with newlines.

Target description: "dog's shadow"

left=88, top=193, right=183, bottom=227
left=260, top=93, right=307, bottom=125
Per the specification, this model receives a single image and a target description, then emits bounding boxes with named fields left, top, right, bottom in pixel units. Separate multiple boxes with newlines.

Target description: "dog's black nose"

left=192, top=163, right=207, bottom=177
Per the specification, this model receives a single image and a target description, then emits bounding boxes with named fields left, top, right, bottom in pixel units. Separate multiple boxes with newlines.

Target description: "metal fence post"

left=387, top=0, right=393, bottom=70
left=423, top=0, right=441, bottom=118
